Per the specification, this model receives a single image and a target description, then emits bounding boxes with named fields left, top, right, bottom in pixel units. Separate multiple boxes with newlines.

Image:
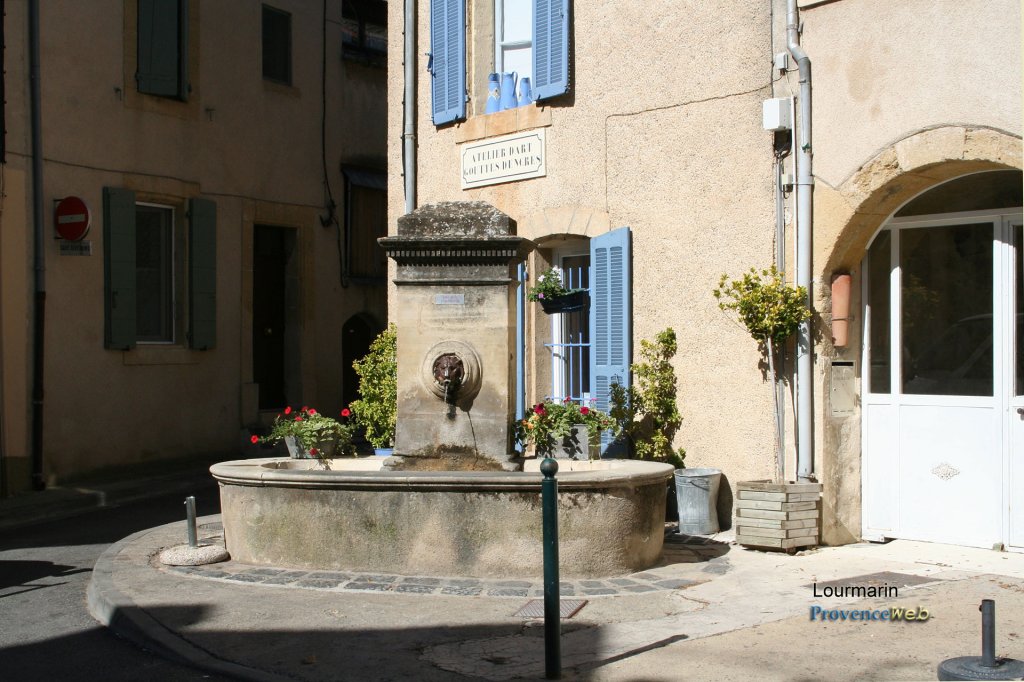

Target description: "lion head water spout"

left=380, top=202, right=531, bottom=469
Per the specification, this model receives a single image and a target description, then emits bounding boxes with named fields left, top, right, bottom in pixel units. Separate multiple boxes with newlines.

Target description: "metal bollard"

left=980, top=599, right=996, bottom=668
left=185, top=496, right=197, bottom=548
left=540, top=457, right=561, bottom=680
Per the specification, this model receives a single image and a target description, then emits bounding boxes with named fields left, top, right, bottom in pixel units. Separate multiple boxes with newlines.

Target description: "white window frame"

left=135, top=202, right=177, bottom=344
left=494, top=0, right=532, bottom=82
left=549, top=245, right=590, bottom=402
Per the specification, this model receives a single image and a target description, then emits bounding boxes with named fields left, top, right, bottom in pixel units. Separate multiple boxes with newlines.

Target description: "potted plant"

left=713, top=266, right=821, bottom=550
left=252, top=406, right=356, bottom=470
left=349, top=324, right=397, bottom=457
left=514, top=398, right=615, bottom=460
left=609, top=329, right=708, bottom=531
left=527, top=266, right=589, bottom=314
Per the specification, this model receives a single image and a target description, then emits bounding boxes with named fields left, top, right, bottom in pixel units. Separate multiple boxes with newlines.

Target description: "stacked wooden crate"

left=734, top=481, right=823, bottom=550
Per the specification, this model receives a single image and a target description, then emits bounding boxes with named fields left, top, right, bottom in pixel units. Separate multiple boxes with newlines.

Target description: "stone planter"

left=733, top=480, right=822, bottom=550
left=538, top=424, right=590, bottom=460
left=283, top=436, right=336, bottom=460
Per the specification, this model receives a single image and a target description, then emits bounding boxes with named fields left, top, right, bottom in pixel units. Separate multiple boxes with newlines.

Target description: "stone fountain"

left=211, top=202, right=674, bottom=579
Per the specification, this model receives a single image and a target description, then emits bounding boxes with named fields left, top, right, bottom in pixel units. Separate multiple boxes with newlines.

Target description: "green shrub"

left=349, top=324, right=397, bottom=449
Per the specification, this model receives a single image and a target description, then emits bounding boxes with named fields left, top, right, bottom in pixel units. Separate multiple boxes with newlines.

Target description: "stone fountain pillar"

left=380, top=202, right=531, bottom=468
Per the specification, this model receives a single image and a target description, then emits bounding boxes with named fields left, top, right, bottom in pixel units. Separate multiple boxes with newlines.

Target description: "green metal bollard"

left=540, top=457, right=561, bottom=680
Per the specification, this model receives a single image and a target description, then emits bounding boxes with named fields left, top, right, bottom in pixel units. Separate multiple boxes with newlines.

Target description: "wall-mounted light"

left=831, top=272, right=852, bottom=348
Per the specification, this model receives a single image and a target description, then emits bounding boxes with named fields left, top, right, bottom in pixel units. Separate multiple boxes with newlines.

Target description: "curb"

left=87, top=521, right=290, bottom=682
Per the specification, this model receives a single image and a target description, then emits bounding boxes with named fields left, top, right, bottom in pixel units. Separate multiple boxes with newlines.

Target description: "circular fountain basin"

left=211, top=457, right=674, bottom=579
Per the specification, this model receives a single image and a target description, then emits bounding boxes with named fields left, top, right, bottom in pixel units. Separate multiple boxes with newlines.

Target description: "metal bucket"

left=674, top=468, right=722, bottom=535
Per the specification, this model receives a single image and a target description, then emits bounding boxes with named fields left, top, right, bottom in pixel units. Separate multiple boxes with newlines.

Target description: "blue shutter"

left=532, top=0, right=569, bottom=101
left=188, top=198, right=216, bottom=350
left=589, top=227, right=631, bottom=457
left=103, top=187, right=137, bottom=350
left=137, top=0, right=188, bottom=99
left=429, top=0, right=466, bottom=125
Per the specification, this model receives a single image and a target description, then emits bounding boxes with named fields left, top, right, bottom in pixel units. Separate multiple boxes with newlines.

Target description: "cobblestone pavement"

left=163, top=522, right=729, bottom=598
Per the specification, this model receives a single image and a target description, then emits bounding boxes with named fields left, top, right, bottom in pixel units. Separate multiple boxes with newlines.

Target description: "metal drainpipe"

left=28, top=0, right=46, bottom=490
left=403, top=0, right=417, bottom=214
left=787, top=0, right=814, bottom=482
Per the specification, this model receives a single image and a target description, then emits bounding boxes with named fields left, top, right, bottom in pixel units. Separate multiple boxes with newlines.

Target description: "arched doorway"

left=862, top=170, right=1023, bottom=550
left=342, top=314, right=381, bottom=407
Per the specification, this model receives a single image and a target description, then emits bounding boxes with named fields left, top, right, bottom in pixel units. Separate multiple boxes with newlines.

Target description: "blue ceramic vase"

left=499, top=72, right=517, bottom=110
left=485, top=72, right=501, bottom=114
left=517, top=77, right=533, bottom=107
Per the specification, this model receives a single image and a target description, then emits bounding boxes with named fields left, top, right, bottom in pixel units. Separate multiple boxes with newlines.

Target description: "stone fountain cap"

left=395, top=201, right=513, bottom=239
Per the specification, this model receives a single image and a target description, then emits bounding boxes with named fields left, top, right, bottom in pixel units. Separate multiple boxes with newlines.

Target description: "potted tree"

left=609, top=329, right=712, bottom=532
left=349, top=324, right=397, bottom=457
left=713, top=266, right=821, bottom=551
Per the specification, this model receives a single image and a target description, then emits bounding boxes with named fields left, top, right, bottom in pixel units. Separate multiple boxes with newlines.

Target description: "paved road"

left=0, top=479, right=231, bottom=681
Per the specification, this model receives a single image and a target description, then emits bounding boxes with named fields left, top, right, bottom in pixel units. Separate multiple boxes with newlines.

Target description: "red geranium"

left=534, top=404, right=546, bottom=415
left=308, top=409, right=317, bottom=415
left=310, top=447, right=318, bottom=455
left=341, top=408, right=351, bottom=417
left=294, top=416, right=303, bottom=422
left=250, top=435, right=259, bottom=444
left=284, top=406, right=292, bottom=415
left=580, top=406, right=590, bottom=415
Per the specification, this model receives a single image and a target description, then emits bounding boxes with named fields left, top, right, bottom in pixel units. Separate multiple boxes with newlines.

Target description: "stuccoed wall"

left=387, top=1, right=780, bottom=486
left=789, top=0, right=1022, bottom=542
left=0, top=1, right=387, bottom=485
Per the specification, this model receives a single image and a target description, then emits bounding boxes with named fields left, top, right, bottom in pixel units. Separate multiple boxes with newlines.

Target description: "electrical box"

left=773, top=52, right=790, bottom=72
left=762, top=98, right=793, bottom=132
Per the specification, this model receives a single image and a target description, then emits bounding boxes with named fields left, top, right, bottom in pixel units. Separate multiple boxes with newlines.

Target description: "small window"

left=137, top=0, right=188, bottom=99
left=135, top=204, right=176, bottom=343
left=342, top=0, right=387, bottom=67
left=262, top=5, right=292, bottom=85
left=343, top=168, right=387, bottom=280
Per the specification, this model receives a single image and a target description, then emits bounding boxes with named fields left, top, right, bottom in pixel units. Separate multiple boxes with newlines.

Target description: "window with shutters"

left=430, top=0, right=570, bottom=125
left=524, top=227, right=630, bottom=457
left=262, top=5, right=292, bottom=85
left=104, top=188, right=217, bottom=350
left=136, top=0, right=189, bottom=100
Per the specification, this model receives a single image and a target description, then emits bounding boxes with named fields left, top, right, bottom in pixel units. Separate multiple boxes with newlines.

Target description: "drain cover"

left=806, top=571, right=939, bottom=593
left=514, top=599, right=588, bottom=619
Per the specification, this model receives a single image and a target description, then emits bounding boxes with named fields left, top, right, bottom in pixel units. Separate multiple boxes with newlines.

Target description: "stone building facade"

left=0, top=0, right=387, bottom=493
left=387, top=0, right=1022, bottom=549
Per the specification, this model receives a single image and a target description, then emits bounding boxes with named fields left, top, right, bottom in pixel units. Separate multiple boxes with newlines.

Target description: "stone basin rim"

left=210, top=457, right=674, bottom=492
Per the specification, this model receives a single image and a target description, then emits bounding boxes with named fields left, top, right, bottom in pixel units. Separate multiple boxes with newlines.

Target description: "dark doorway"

left=342, top=314, right=380, bottom=406
left=253, top=225, right=297, bottom=409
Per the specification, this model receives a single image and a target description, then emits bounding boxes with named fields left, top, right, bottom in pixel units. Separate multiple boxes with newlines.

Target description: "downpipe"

left=29, top=0, right=46, bottom=490
left=402, top=0, right=417, bottom=213
left=787, top=0, right=814, bottom=482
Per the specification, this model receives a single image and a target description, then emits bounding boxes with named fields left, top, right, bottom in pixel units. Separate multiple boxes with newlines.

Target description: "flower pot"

left=539, top=290, right=589, bottom=314
left=537, top=424, right=589, bottom=460
left=373, top=447, right=394, bottom=458
left=284, top=436, right=336, bottom=459
left=733, top=480, right=822, bottom=551
left=674, top=468, right=722, bottom=535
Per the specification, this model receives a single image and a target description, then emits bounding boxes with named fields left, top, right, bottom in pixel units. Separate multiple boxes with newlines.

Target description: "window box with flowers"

left=527, top=266, right=589, bottom=314
left=515, top=398, right=615, bottom=460
left=253, top=406, right=357, bottom=469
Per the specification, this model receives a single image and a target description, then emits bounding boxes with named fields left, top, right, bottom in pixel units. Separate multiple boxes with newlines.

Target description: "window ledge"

left=122, top=346, right=201, bottom=366
left=454, top=105, right=551, bottom=144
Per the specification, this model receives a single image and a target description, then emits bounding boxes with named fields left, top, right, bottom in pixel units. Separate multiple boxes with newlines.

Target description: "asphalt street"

left=0, top=477, right=229, bottom=681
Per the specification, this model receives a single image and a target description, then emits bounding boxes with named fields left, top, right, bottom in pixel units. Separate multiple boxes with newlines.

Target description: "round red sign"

left=54, top=196, right=91, bottom=241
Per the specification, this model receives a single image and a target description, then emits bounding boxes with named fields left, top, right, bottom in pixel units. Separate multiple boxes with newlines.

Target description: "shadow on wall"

left=716, top=472, right=734, bottom=532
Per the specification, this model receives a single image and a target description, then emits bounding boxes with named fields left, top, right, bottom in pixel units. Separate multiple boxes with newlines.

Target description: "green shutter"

left=104, top=187, right=137, bottom=350
left=589, top=226, right=631, bottom=457
left=137, top=0, right=187, bottom=99
left=188, top=198, right=216, bottom=350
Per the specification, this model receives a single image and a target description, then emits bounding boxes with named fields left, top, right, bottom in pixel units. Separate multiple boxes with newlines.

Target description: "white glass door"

left=863, top=211, right=1021, bottom=548
left=1009, top=218, right=1024, bottom=550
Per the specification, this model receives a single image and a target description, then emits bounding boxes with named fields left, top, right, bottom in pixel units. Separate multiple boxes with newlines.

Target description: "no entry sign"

left=54, top=196, right=91, bottom=241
